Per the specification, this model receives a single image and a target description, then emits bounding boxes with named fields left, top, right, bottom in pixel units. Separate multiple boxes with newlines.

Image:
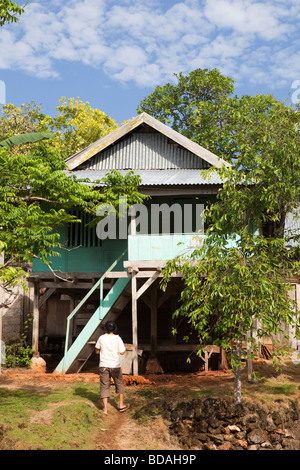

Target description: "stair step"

left=111, top=307, right=123, bottom=314
left=55, top=276, right=131, bottom=374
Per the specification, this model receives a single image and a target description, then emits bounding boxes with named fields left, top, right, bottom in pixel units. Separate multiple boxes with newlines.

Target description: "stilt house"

left=30, top=112, right=232, bottom=374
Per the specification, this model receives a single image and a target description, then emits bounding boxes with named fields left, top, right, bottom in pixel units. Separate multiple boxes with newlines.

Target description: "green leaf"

left=0, top=132, right=54, bottom=149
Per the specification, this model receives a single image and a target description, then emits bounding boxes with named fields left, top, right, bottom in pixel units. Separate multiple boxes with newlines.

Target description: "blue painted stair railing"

left=55, top=251, right=129, bottom=374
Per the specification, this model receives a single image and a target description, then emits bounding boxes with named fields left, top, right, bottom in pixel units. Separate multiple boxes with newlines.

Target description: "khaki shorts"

left=99, top=367, right=125, bottom=398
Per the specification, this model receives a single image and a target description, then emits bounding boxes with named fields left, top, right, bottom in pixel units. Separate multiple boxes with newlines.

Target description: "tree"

left=0, top=145, right=98, bottom=292
left=138, top=68, right=235, bottom=157
left=0, top=102, right=47, bottom=143
left=205, top=95, right=300, bottom=241
left=0, top=98, right=119, bottom=159
left=0, top=144, right=147, bottom=300
left=139, top=70, right=300, bottom=241
left=143, top=68, right=300, bottom=401
left=0, top=0, right=25, bottom=26
left=161, top=231, right=299, bottom=403
left=41, top=97, right=119, bottom=158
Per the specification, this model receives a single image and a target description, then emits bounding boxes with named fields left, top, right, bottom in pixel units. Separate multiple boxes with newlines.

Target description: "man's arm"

left=119, top=338, right=126, bottom=356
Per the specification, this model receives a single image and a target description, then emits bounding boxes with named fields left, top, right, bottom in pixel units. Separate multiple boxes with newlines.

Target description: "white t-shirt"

left=96, top=333, right=126, bottom=368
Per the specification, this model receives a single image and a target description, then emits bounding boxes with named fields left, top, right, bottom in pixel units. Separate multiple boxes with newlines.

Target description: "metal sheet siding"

left=83, top=133, right=210, bottom=171
left=68, top=169, right=223, bottom=186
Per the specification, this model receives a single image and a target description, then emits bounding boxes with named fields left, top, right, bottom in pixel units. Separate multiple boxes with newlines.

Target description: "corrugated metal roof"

left=66, top=113, right=230, bottom=171
left=83, top=132, right=210, bottom=171
left=68, top=169, right=224, bottom=186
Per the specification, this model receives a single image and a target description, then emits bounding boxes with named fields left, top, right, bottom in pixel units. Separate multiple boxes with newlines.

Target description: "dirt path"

left=2, top=362, right=299, bottom=450
left=0, top=369, right=186, bottom=450
left=96, top=404, right=180, bottom=451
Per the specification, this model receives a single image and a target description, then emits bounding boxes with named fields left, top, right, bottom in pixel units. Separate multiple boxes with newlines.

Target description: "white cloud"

left=204, top=0, right=293, bottom=40
left=0, top=0, right=299, bottom=90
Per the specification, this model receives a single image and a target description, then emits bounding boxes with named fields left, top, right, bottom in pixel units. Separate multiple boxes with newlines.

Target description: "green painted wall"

left=32, top=225, right=127, bottom=273
left=32, top=194, right=217, bottom=273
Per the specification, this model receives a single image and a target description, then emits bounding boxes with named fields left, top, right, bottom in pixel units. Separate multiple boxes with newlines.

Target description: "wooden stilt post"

left=68, top=296, right=75, bottom=349
left=131, top=271, right=138, bottom=376
left=32, top=282, right=39, bottom=356
left=130, top=206, right=139, bottom=376
left=151, top=283, right=157, bottom=357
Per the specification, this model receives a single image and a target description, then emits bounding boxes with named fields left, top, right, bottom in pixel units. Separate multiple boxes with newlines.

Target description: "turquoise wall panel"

left=32, top=240, right=128, bottom=273
left=128, top=233, right=203, bottom=261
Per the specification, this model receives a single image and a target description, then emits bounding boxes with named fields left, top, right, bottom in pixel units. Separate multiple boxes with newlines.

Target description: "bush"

left=5, top=342, right=33, bottom=368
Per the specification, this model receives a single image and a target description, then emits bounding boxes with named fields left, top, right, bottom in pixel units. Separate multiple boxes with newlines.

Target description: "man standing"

left=95, top=321, right=130, bottom=414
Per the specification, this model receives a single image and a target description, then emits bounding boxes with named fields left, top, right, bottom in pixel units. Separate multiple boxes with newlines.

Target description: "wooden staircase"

left=55, top=249, right=131, bottom=374
left=55, top=277, right=131, bottom=374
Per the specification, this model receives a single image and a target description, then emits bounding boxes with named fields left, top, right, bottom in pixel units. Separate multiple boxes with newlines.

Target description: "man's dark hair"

left=105, top=321, right=117, bottom=333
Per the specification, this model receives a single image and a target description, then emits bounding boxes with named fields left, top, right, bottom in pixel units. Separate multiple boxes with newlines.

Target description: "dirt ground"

left=0, top=367, right=234, bottom=450
left=0, top=360, right=299, bottom=450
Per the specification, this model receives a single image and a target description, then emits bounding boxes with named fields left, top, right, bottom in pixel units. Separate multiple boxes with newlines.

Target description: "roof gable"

left=65, top=112, right=230, bottom=171
left=80, top=130, right=211, bottom=171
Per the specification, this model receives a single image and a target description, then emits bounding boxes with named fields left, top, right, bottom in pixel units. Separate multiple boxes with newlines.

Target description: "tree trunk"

left=234, top=339, right=242, bottom=404
left=246, top=331, right=254, bottom=382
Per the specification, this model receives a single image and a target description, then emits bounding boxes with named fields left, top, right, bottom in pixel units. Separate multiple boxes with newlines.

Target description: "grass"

left=0, top=383, right=105, bottom=450
left=0, top=360, right=299, bottom=450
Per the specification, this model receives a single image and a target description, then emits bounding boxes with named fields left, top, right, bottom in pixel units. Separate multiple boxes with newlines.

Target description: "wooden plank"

left=69, top=296, right=75, bottom=348
left=139, top=344, right=221, bottom=353
left=124, top=260, right=166, bottom=269
left=205, top=345, right=221, bottom=353
left=35, top=282, right=112, bottom=289
left=136, top=271, right=160, bottom=300
left=38, top=288, right=55, bottom=309
left=32, top=283, right=39, bottom=355
left=29, top=271, right=129, bottom=280
left=131, top=273, right=138, bottom=375
left=151, top=285, right=158, bottom=357
left=136, top=271, right=182, bottom=278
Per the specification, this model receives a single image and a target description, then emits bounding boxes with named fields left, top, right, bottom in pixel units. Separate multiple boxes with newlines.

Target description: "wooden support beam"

left=131, top=272, right=138, bottom=376
left=38, top=288, right=55, bottom=309
left=151, top=284, right=158, bottom=357
left=69, top=296, right=75, bottom=348
left=32, top=283, right=39, bottom=355
left=136, top=271, right=160, bottom=300
left=124, top=260, right=166, bottom=269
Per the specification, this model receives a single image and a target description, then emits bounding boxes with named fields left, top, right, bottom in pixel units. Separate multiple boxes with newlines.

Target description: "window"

left=66, top=209, right=102, bottom=248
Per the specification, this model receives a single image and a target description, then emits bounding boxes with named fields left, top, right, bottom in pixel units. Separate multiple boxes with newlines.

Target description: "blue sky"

left=0, top=0, right=300, bottom=124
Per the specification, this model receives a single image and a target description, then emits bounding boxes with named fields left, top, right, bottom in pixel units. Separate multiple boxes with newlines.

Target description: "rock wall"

left=134, top=397, right=300, bottom=450
left=165, top=398, right=300, bottom=450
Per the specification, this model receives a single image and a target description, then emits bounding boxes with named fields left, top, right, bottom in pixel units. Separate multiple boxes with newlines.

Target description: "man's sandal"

left=119, top=404, right=130, bottom=413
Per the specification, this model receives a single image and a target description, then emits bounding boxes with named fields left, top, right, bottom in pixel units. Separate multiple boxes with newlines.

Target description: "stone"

left=145, top=357, right=164, bottom=374
left=261, top=441, right=272, bottom=449
left=247, top=429, right=269, bottom=445
left=203, top=441, right=217, bottom=450
left=219, top=442, right=232, bottom=450
left=236, top=439, right=248, bottom=449
left=211, top=434, right=224, bottom=444
left=272, top=411, right=283, bottom=426
left=182, top=408, right=194, bottom=420
left=195, top=433, right=209, bottom=443
left=30, top=356, right=46, bottom=374
left=227, top=424, right=241, bottom=433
